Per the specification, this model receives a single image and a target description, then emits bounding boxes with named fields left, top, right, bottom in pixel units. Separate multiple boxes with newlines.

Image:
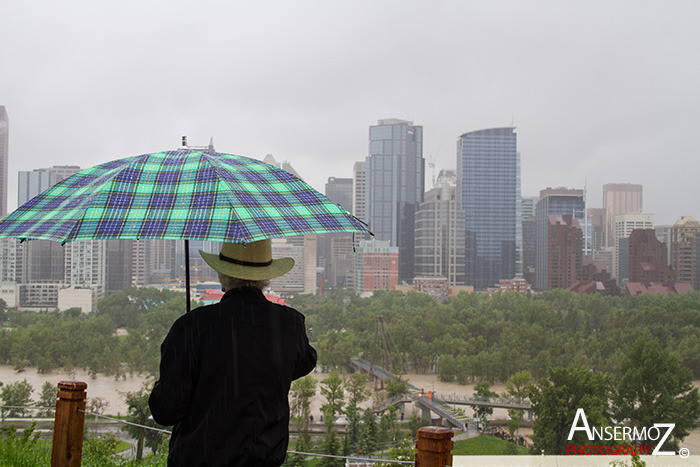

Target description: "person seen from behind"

left=149, top=239, right=317, bottom=466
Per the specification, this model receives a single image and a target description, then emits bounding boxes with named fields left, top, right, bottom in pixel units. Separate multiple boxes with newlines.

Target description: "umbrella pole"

left=185, top=240, right=191, bottom=313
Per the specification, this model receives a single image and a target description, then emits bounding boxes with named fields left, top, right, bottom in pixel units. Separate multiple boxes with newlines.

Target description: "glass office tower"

left=366, top=119, right=424, bottom=283
left=457, top=127, right=520, bottom=290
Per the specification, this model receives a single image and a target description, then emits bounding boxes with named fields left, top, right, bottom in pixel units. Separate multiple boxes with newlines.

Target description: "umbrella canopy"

left=0, top=149, right=370, bottom=243
left=0, top=149, right=372, bottom=311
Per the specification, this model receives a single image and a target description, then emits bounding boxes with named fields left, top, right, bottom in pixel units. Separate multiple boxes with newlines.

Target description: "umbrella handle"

left=185, top=240, right=191, bottom=313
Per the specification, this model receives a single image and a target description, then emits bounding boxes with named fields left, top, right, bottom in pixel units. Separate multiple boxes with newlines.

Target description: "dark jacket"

left=149, top=287, right=317, bottom=466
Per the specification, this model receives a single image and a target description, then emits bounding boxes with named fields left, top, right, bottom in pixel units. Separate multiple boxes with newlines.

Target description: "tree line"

left=293, top=289, right=700, bottom=383
left=0, top=288, right=699, bottom=386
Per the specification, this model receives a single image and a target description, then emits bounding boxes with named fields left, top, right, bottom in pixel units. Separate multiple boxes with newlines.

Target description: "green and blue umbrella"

left=0, top=149, right=371, bottom=309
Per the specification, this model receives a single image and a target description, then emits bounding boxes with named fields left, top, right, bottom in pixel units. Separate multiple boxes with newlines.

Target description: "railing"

left=351, top=358, right=470, bottom=430
left=47, top=381, right=455, bottom=466
left=438, top=393, right=531, bottom=410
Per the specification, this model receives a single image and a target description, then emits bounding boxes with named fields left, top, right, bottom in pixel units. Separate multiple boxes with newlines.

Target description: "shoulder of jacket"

left=272, top=303, right=305, bottom=320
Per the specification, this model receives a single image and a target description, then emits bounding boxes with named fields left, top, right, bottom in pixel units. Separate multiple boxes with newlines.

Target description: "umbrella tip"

left=181, top=136, right=188, bottom=148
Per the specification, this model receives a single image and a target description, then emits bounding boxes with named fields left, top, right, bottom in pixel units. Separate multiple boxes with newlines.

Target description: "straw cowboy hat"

left=199, top=239, right=294, bottom=281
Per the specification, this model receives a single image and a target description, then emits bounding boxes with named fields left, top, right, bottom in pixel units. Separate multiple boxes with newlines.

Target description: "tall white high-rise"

left=603, top=183, right=643, bottom=248
left=0, top=106, right=8, bottom=217
left=352, top=161, right=367, bottom=221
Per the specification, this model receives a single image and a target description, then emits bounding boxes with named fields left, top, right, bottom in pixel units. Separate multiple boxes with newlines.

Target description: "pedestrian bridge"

left=350, top=358, right=532, bottom=431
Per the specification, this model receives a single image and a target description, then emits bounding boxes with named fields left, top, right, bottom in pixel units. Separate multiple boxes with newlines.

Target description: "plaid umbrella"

left=0, top=149, right=371, bottom=309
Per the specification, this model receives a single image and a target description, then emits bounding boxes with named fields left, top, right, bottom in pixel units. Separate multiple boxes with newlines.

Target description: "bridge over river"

left=350, top=358, right=532, bottom=431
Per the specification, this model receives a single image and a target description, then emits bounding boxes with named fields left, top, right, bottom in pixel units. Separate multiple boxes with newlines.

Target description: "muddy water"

left=2, top=365, right=698, bottom=453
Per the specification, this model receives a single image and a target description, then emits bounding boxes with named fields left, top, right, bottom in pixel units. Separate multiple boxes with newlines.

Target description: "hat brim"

left=199, top=250, right=295, bottom=281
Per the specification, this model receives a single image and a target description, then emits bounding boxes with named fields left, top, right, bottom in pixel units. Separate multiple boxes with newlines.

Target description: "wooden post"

left=415, top=426, right=454, bottom=466
left=51, top=381, right=87, bottom=467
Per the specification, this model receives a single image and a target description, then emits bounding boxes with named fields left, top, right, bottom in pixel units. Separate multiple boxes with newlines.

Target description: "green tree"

left=319, top=405, right=343, bottom=467
left=407, top=414, right=424, bottom=437
left=316, top=331, right=354, bottom=372
left=123, top=385, right=163, bottom=460
left=504, top=370, right=533, bottom=426
left=343, top=373, right=369, bottom=455
left=473, top=380, right=497, bottom=423
left=529, top=365, right=611, bottom=454
left=36, top=381, right=56, bottom=417
left=378, top=405, right=400, bottom=445
left=319, top=373, right=345, bottom=466
left=1, top=379, right=33, bottom=417
left=505, top=370, right=534, bottom=400
left=289, top=375, right=316, bottom=466
left=438, top=355, right=457, bottom=382
left=344, top=373, right=369, bottom=407
left=358, top=408, right=379, bottom=454
left=385, top=375, right=408, bottom=400
left=320, top=373, right=345, bottom=419
left=613, top=337, right=700, bottom=451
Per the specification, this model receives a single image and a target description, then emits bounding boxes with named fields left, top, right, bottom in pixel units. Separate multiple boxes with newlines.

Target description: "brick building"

left=546, top=214, right=583, bottom=290
left=569, top=255, right=621, bottom=295
left=628, top=229, right=675, bottom=285
left=354, top=240, right=399, bottom=294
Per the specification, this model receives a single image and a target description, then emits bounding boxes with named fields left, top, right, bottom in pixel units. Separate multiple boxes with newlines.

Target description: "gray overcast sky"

left=1, top=0, right=698, bottom=225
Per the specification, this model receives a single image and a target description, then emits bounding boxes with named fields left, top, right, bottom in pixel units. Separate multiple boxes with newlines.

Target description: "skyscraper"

left=18, top=166, right=81, bottom=205
left=457, top=127, right=520, bottom=290
left=535, top=188, right=585, bottom=291
left=671, top=216, right=700, bottom=290
left=414, top=171, right=465, bottom=285
left=325, top=177, right=353, bottom=213
left=352, top=161, right=367, bottom=221
left=545, top=214, right=583, bottom=290
left=603, top=183, right=643, bottom=248
left=319, top=177, right=354, bottom=290
left=17, top=166, right=81, bottom=283
left=366, top=119, right=424, bottom=283
left=521, top=196, right=539, bottom=286
left=0, top=106, right=8, bottom=217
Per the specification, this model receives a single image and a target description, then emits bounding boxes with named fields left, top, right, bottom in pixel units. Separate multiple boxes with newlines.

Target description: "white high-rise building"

left=353, top=161, right=367, bottom=221
left=0, top=238, right=18, bottom=282
left=603, top=183, right=643, bottom=248
left=269, top=236, right=317, bottom=295
left=0, top=106, right=8, bottom=217
left=64, top=240, right=106, bottom=298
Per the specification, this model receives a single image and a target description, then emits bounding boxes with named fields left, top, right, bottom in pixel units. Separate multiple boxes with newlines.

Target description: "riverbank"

left=1, top=365, right=698, bottom=454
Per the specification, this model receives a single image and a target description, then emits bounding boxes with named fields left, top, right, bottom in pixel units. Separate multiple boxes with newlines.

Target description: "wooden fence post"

left=415, top=426, right=454, bottom=466
left=51, top=381, right=87, bottom=467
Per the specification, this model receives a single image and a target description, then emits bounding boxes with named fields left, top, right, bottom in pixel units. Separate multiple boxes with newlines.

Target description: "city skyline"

left=0, top=2, right=698, bottom=226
